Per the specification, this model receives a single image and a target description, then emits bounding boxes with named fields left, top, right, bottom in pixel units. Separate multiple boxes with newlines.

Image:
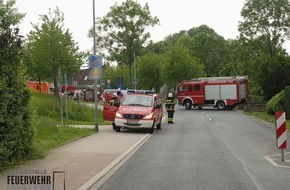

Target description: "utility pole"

left=134, top=52, right=137, bottom=89
left=92, top=0, right=98, bottom=131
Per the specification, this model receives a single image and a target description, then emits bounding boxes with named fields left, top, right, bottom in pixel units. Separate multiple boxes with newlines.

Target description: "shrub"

left=0, top=2, right=33, bottom=169
left=265, top=90, right=285, bottom=115
left=285, top=86, right=290, bottom=119
left=249, top=95, right=265, bottom=104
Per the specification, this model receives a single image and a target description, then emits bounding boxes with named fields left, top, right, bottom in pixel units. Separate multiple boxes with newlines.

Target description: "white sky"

left=15, top=0, right=290, bottom=53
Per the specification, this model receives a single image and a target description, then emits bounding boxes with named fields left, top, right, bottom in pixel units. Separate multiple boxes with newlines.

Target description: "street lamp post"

left=92, top=0, right=98, bottom=131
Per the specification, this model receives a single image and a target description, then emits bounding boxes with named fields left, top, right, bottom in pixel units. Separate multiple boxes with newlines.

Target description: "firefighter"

left=165, top=92, right=175, bottom=124
left=109, top=93, right=120, bottom=106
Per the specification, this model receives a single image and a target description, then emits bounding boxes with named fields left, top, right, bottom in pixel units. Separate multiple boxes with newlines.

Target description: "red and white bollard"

left=275, top=111, right=287, bottom=161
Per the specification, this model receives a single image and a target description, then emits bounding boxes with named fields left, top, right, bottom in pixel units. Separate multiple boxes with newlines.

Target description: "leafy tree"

left=136, top=53, right=163, bottom=91
left=0, top=0, right=33, bottom=167
left=190, top=30, right=228, bottom=77
left=23, top=7, right=83, bottom=97
left=89, top=0, right=159, bottom=87
left=101, top=63, right=130, bottom=89
left=162, top=44, right=205, bottom=88
left=238, top=0, right=290, bottom=57
left=238, top=0, right=290, bottom=100
left=255, top=55, right=290, bottom=100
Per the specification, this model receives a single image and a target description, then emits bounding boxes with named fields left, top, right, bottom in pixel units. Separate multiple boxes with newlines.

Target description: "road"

left=91, top=106, right=290, bottom=190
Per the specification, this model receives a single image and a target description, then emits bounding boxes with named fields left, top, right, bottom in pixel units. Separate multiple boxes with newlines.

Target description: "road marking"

left=229, top=148, right=266, bottom=190
left=218, top=133, right=266, bottom=190
left=264, top=152, right=290, bottom=169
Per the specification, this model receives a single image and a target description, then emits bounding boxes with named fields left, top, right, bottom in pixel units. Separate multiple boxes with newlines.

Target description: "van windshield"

left=122, top=95, right=152, bottom=107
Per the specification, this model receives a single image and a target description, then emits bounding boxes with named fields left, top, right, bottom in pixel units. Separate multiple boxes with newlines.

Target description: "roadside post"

left=275, top=111, right=287, bottom=161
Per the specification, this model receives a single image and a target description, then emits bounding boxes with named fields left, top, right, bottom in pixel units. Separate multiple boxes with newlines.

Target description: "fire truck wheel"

left=115, top=126, right=121, bottom=132
left=184, top=100, right=192, bottom=110
left=216, top=101, right=226, bottom=110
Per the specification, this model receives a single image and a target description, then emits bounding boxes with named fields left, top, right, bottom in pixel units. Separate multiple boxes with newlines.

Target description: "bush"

left=249, top=95, right=265, bottom=104
left=265, top=90, right=286, bottom=115
left=285, top=86, right=290, bottom=119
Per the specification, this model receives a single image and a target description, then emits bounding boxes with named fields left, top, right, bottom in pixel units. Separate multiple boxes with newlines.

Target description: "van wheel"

left=149, top=122, right=154, bottom=134
left=184, top=100, right=192, bottom=110
left=115, top=126, right=121, bottom=132
left=149, top=127, right=154, bottom=134
left=216, top=101, right=226, bottom=110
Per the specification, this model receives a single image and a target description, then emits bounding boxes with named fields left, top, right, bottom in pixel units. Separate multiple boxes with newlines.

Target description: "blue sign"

left=88, top=55, right=103, bottom=80
left=100, top=80, right=105, bottom=86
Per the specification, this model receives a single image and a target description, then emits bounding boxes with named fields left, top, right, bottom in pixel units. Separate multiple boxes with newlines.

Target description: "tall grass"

left=28, top=92, right=105, bottom=159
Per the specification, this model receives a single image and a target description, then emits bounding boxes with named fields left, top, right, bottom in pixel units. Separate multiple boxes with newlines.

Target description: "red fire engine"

left=177, top=76, right=249, bottom=110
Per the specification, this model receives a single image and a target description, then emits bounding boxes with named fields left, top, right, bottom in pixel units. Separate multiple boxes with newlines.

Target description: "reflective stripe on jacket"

left=165, top=99, right=175, bottom=111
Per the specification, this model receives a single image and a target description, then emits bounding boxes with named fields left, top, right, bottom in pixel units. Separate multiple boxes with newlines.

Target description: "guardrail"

left=243, top=103, right=266, bottom=112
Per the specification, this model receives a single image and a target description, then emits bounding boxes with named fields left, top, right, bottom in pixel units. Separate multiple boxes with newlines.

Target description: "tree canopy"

left=23, top=7, right=83, bottom=96
left=89, top=0, right=159, bottom=87
left=238, top=0, right=290, bottom=57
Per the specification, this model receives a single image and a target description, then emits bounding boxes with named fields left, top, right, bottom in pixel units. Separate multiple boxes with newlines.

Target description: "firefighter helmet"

left=168, top=93, right=173, bottom=98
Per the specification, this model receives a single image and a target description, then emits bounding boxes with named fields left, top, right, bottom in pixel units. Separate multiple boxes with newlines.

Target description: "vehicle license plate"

left=127, top=120, right=138, bottom=125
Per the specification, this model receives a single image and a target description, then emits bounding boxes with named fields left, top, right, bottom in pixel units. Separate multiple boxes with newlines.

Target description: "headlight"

left=115, top=112, right=123, bottom=118
left=143, top=113, right=153, bottom=120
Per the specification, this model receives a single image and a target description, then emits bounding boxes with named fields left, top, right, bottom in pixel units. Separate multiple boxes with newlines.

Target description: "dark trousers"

left=167, top=110, right=174, bottom=123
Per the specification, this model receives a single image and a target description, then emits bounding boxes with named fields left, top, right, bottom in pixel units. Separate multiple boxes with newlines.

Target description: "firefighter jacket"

left=165, top=97, right=175, bottom=111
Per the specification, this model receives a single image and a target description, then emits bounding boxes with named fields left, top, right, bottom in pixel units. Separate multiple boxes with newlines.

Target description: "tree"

left=190, top=28, right=228, bottom=77
left=102, top=64, right=130, bottom=89
left=238, top=0, right=290, bottom=57
left=255, top=55, right=290, bottom=100
left=0, top=0, right=33, bottom=166
left=89, top=0, right=159, bottom=88
left=23, top=7, right=83, bottom=97
left=136, top=53, right=163, bottom=91
left=238, top=0, right=290, bottom=100
left=162, top=44, right=205, bottom=88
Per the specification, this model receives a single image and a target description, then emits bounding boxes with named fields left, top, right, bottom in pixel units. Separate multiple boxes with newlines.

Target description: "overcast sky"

left=15, top=0, right=290, bottom=53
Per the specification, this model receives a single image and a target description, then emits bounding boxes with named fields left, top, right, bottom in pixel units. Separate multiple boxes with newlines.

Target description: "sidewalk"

left=0, top=125, right=150, bottom=190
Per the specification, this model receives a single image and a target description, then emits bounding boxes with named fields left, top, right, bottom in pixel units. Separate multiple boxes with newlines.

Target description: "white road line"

left=264, top=153, right=290, bottom=169
left=219, top=133, right=266, bottom=190
left=229, top=148, right=266, bottom=190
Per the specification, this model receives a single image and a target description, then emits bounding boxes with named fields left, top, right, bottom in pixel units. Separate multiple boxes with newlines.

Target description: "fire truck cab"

left=177, top=76, right=249, bottom=110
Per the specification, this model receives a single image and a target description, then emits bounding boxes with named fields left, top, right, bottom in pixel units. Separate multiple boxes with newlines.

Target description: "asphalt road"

left=92, top=106, right=290, bottom=190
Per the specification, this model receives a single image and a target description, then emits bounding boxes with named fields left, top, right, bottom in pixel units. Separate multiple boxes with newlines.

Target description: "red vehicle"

left=103, top=90, right=163, bottom=133
left=26, top=81, right=53, bottom=93
left=61, top=85, right=76, bottom=94
left=102, top=89, right=125, bottom=123
left=177, top=76, right=249, bottom=110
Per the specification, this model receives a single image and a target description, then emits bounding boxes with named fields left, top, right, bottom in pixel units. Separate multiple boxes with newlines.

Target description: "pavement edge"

left=79, top=133, right=151, bottom=190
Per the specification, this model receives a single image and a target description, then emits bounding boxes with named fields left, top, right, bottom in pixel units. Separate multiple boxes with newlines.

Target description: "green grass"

left=245, top=111, right=290, bottom=130
left=28, top=92, right=108, bottom=159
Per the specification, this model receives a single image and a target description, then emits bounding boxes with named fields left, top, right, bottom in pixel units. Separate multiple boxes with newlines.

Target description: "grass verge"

left=245, top=111, right=290, bottom=130
left=28, top=92, right=108, bottom=160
